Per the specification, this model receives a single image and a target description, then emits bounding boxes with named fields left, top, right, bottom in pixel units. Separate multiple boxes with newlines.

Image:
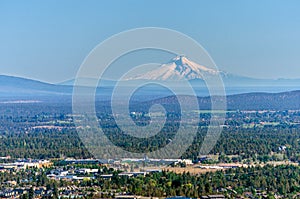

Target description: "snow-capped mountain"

left=127, top=55, right=220, bottom=81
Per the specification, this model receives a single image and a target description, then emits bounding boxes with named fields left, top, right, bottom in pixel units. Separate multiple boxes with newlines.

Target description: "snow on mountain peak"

left=127, top=55, right=219, bottom=81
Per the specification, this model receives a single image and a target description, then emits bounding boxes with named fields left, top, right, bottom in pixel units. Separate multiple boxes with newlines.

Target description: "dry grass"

left=137, top=161, right=299, bottom=175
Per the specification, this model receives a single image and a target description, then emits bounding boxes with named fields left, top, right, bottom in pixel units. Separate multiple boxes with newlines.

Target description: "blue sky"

left=0, top=0, right=300, bottom=83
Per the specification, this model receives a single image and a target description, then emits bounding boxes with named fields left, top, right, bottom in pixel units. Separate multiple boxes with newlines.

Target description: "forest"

left=0, top=101, right=299, bottom=162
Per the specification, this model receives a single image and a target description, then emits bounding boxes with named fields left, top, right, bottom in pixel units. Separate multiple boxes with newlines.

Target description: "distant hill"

left=0, top=75, right=115, bottom=101
left=0, top=75, right=72, bottom=97
left=144, top=90, right=300, bottom=111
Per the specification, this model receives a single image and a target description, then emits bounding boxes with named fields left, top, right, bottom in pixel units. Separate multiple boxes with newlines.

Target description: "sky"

left=0, top=0, right=300, bottom=83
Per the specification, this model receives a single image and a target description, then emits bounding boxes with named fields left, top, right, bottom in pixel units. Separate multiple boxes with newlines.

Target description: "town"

left=0, top=156, right=300, bottom=198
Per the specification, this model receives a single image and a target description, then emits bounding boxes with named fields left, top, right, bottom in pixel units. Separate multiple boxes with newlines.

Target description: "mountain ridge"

left=0, top=66, right=300, bottom=99
left=0, top=74, right=299, bottom=110
left=57, top=55, right=300, bottom=89
left=141, top=90, right=300, bottom=111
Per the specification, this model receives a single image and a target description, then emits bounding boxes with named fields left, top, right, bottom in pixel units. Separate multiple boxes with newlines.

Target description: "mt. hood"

left=127, top=55, right=220, bottom=81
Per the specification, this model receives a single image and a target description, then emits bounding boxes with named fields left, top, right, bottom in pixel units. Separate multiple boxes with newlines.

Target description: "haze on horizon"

left=0, top=0, right=300, bottom=83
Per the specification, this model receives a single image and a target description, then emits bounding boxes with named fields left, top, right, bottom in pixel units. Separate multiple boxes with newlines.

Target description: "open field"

left=138, top=161, right=299, bottom=175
